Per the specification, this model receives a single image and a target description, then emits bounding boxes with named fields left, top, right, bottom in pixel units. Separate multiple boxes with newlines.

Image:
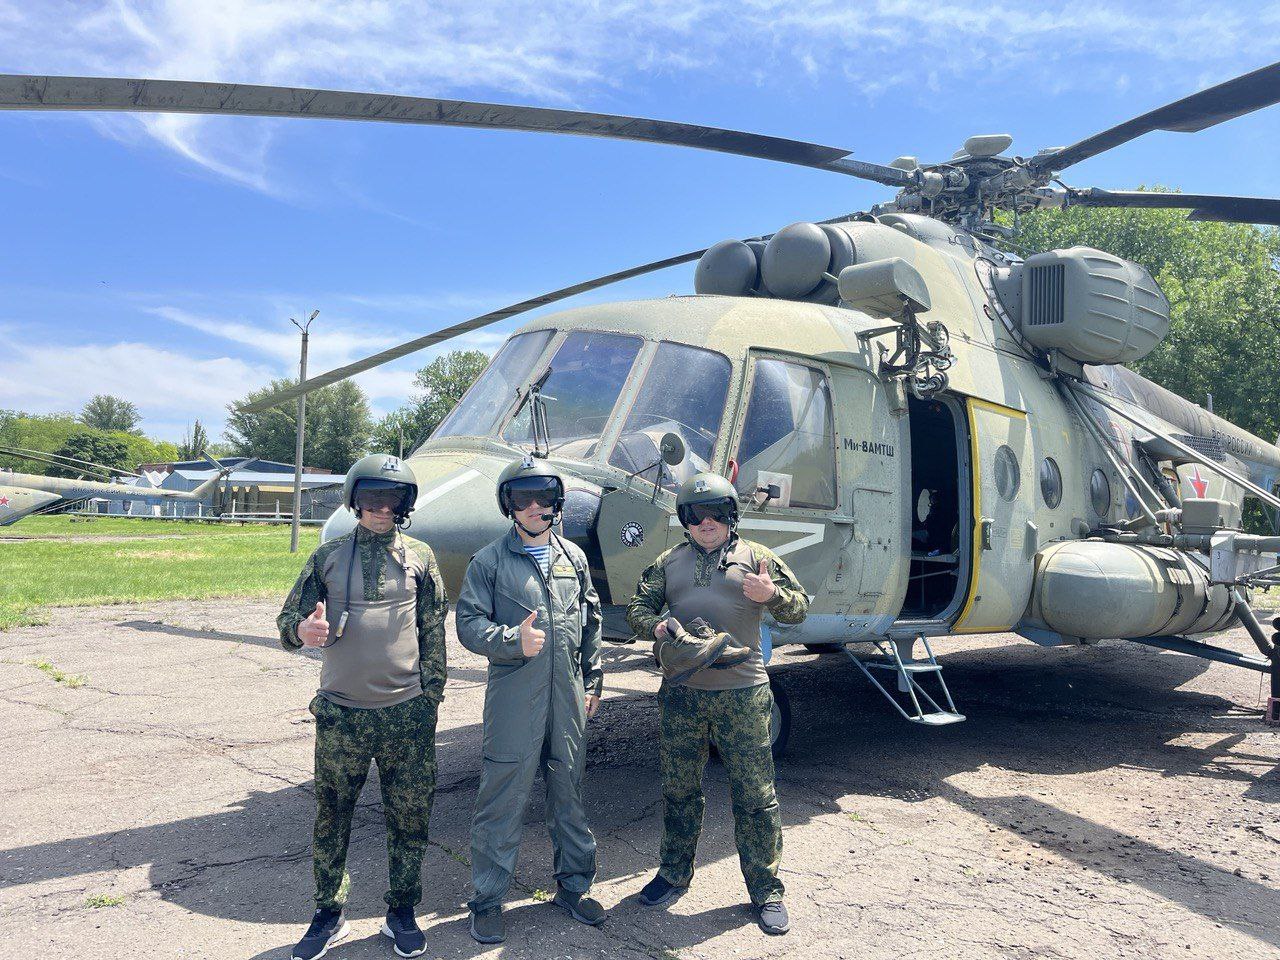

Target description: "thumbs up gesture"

left=298, top=601, right=330, bottom=647
left=520, top=610, right=546, bottom=657
left=742, top=559, right=777, bottom=604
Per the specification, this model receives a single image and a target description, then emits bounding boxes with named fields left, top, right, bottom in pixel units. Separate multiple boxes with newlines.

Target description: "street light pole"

left=289, top=310, right=319, bottom=553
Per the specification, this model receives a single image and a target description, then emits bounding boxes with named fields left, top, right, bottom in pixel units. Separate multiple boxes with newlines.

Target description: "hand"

left=520, top=611, right=546, bottom=657
left=298, top=601, right=329, bottom=647
left=653, top=620, right=669, bottom=640
left=585, top=694, right=601, bottom=718
left=742, top=559, right=777, bottom=604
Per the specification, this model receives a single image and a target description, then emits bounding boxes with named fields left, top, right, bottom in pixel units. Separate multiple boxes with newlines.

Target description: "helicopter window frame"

left=606, top=340, right=733, bottom=491
left=1090, top=467, right=1112, bottom=517
left=431, top=328, right=557, bottom=443
left=498, top=329, right=645, bottom=457
left=731, top=352, right=838, bottom=511
left=1039, top=456, right=1063, bottom=509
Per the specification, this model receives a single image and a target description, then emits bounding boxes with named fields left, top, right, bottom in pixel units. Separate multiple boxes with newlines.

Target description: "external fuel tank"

left=1027, top=540, right=1237, bottom=641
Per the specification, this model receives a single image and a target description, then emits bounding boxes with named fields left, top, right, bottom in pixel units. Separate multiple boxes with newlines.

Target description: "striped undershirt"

left=524, top=543, right=551, bottom=577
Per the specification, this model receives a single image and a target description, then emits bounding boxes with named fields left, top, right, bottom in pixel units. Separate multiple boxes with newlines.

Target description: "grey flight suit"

left=456, top=527, right=604, bottom=912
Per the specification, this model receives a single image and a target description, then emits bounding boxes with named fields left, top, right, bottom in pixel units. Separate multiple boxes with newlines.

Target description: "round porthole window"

left=1039, top=457, right=1063, bottom=508
left=1090, top=468, right=1112, bottom=517
left=994, top=445, right=1020, bottom=501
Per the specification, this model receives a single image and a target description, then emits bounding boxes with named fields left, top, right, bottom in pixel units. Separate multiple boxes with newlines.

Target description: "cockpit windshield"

left=434, top=330, right=554, bottom=440
left=609, top=342, right=731, bottom=490
left=502, top=331, right=642, bottom=457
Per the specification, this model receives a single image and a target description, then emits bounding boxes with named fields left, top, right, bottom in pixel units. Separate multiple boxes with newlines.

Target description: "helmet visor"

left=504, top=475, right=562, bottom=512
left=688, top=501, right=735, bottom=525
left=354, top=479, right=413, bottom=514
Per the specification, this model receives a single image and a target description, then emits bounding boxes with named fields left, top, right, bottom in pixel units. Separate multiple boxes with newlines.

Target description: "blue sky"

left=1, top=1, right=1279, bottom=442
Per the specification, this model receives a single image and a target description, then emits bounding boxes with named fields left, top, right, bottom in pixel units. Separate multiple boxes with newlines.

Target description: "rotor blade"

left=236, top=217, right=854, bottom=414
left=0, top=443, right=141, bottom=478
left=1069, top=188, right=1280, bottom=225
left=0, top=75, right=910, bottom=186
left=1032, top=60, right=1280, bottom=173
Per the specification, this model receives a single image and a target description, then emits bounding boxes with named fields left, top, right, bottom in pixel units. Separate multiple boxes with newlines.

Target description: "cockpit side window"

left=501, top=331, right=642, bottom=457
left=608, top=342, right=731, bottom=489
left=734, top=357, right=836, bottom=509
left=433, top=330, right=554, bottom=440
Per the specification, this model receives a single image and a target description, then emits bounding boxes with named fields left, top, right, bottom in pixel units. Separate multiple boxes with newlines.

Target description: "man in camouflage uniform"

left=627, top=472, right=808, bottom=935
left=278, top=454, right=447, bottom=960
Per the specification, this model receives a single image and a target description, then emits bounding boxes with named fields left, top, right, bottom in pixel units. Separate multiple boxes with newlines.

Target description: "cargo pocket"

left=481, top=671, right=534, bottom=762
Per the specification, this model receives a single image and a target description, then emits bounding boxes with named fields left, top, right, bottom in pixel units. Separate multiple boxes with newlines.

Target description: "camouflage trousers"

left=658, top=682, right=783, bottom=905
left=310, top=693, right=438, bottom=910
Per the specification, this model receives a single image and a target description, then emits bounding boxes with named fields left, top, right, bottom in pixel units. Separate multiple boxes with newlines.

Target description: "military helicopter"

left=0, top=446, right=249, bottom=525
left=5, top=64, right=1280, bottom=748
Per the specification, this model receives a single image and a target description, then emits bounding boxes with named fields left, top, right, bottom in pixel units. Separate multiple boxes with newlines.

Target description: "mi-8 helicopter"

left=0, top=447, right=248, bottom=526
left=5, top=64, right=1280, bottom=745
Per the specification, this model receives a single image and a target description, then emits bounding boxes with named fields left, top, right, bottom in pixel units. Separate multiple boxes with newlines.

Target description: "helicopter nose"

left=410, top=465, right=510, bottom=593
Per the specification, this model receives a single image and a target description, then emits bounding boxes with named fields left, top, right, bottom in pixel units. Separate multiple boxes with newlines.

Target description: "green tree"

left=0, top=412, right=82, bottom=474
left=224, top=379, right=373, bottom=473
left=78, top=395, right=142, bottom=434
left=371, top=350, right=490, bottom=454
left=178, top=420, right=210, bottom=461
left=50, top=430, right=130, bottom=478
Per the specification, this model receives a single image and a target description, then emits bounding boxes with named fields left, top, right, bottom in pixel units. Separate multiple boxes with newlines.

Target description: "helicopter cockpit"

left=432, top=329, right=731, bottom=490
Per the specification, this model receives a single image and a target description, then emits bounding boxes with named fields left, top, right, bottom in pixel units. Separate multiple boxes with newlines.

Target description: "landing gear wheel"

left=769, top=675, right=791, bottom=761
left=803, top=643, right=844, bottom=655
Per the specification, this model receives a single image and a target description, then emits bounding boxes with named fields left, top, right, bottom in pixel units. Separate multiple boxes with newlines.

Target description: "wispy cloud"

left=3, top=1, right=1276, bottom=190
left=0, top=337, right=275, bottom=436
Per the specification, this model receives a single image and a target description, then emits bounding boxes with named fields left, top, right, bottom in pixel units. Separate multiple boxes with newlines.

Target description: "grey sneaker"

left=292, top=907, right=349, bottom=960
left=554, top=887, right=606, bottom=926
left=382, top=905, right=427, bottom=957
left=637, top=873, right=687, bottom=908
left=469, top=906, right=505, bottom=944
left=757, top=900, right=790, bottom=935
left=656, top=617, right=751, bottom=685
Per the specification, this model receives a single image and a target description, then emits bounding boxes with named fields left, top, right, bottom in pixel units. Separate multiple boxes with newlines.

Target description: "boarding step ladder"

left=844, top=635, right=965, bottom=726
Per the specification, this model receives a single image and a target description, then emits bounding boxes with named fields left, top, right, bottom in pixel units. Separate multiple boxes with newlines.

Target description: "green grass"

left=0, top=519, right=319, bottom=630
left=33, top=659, right=87, bottom=688
left=84, top=893, right=125, bottom=908
left=7, top=515, right=296, bottom=539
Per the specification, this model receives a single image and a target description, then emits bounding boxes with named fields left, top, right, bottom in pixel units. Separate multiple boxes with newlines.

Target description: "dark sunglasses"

left=510, top=489, right=557, bottom=510
left=689, top=504, right=733, bottom=524
left=356, top=491, right=404, bottom=510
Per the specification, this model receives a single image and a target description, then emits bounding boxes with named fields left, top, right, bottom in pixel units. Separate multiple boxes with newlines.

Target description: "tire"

left=768, top=676, right=791, bottom=761
left=803, top=642, right=844, bottom=655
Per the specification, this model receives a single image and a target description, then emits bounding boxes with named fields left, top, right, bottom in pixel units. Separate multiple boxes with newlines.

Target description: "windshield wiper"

left=518, top=367, right=554, bottom=459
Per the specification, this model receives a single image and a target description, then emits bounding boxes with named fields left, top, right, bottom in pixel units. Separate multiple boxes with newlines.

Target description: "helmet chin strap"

left=514, top=510, right=559, bottom=538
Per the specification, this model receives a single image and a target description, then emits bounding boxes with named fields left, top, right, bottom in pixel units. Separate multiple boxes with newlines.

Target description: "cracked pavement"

left=1, top=599, right=1278, bottom=959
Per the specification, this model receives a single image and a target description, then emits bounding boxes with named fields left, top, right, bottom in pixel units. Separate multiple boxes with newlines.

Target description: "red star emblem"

left=1188, top=467, right=1209, bottom=499
left=0, top=495, right=9, bottom=508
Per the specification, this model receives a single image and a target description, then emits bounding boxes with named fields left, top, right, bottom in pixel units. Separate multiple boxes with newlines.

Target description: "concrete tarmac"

left=1, top=600, right=1277, bottom=959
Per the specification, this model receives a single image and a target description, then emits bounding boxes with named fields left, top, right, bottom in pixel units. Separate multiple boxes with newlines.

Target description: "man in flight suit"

left=278, top=454, right=447, bottom=960
left=456, top=456, right=605, bottom=944
left=627, top=472, right=808, bottom=935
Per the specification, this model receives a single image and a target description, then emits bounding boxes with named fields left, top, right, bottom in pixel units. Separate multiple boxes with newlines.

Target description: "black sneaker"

left=757, top=900, right=790, bottom=935
left=469, top=906, right=505, bottom=944
left=382, top=905, right=427, bottom=957
left=637, top=873, right=686, bottom=907
left=292, top=907, right=349, bottom=960
left=553, top=887, right=606, bottom=926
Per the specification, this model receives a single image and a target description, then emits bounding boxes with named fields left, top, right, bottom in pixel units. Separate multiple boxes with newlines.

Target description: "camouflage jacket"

left=626, top=533, right=809, bottom=646
left=277, top=525, right=449, bottom=703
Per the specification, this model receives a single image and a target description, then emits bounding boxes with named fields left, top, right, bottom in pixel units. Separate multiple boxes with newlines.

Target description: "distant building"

left=136, top=457, right=334, bottom=475
left=98, top=461, right=342, bottom=520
